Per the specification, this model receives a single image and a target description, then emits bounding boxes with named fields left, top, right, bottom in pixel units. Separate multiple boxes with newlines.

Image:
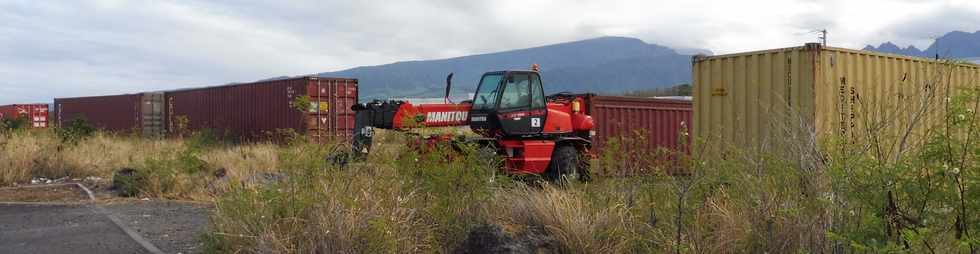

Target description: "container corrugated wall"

left=693, top=44, right=818, bottom=150
left=166, top=79, right=307, bottom=140
left=694, top=43, right=980, bottom=151
left=305, top=77, right=358, bottom=142
left=589, top=96, right=692, bottom=152
left=815, top=47, right=980, bottom=150
left=0, top=104, right=49, bottom=128
left=165, top=76, right=357, bottom=142
left=54, top=94, right=143, bottom=132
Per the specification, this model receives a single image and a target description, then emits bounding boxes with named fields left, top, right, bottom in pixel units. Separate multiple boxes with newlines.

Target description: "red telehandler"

left=350, top=66, right=595, bottom=181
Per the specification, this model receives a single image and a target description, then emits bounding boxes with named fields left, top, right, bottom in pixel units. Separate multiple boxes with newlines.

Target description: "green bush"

left=115, top=143, right=213, bottom=198
left=290, top=95, right=313, bottom=113
left=392, top=141, right=509, bottom=250
left=1, top=115, right=30, bottom=132
left=205, top=139, right=420, bottom=253
left=186, top=129, right=224, bottom=149
left=823, top=86, right=980, bottom=253
left=56, top=118, right=95, bottom=144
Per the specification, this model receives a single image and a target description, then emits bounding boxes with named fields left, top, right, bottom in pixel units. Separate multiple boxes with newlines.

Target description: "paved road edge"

left=75, top=183, right=167, bottom=254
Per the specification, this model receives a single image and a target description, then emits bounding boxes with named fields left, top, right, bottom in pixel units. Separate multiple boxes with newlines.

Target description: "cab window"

left=530, top=74, right=545, bottom=108
left=472, top=74, right=503, bottom=110
left=499, top=74, right=531, bottom=109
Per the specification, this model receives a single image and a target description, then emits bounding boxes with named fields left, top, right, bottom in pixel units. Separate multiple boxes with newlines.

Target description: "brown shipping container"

left=54, top=93, right=161, bottom=133
left=587, top=95, right=692, bottom=152
left=165, top=76, right=357, bottom=142
left=0, top=104, right=50, bottom=128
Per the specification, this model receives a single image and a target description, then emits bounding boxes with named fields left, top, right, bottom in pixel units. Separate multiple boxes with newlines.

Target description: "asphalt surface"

left=0, top=203, right=151, bottom=254
left=105, top=200, right=212, bottom=254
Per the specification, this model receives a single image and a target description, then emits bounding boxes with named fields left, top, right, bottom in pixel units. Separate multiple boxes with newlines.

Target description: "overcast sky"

left=1, top=0, right=979, bottom=104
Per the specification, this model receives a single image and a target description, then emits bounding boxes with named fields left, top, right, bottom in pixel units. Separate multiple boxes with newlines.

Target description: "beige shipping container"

left=693, top=43, right=980, bottom=153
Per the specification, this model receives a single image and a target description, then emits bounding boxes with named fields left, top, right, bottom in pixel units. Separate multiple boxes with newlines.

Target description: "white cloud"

left=0, top=0, right=978, bottom=104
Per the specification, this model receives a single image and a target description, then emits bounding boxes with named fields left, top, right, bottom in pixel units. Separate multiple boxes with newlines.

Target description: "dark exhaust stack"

left=445, top=72, right=454, bottom=104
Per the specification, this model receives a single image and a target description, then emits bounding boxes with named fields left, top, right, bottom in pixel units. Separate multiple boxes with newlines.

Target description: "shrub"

left=204, top=132, right=514, bottom=253
left=110, top=130, right=219, bottom=199
left=595, top=130, right=657, bottom=176
left=0, top=115, right=30, bottom=132
left=205, top=139, right=435, bottom=253
left=0, top=130, right=55, bottom=185
left=491, top=184, right=639, bottom=253
left=290, top=95, right=313, bottom=113
left=123, top=147, right=213, bottom=199
left=596, top=128, right=690, bottom=177
left=392, top=140, right=508, bottom=251
left=171, top=115, right=190, bottom=138
left=186, top=129, right=225, bottom=149
left=56, top=118, right=95, bottom=144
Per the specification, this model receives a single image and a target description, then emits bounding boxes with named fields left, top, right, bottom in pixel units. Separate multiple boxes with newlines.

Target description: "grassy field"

left=1, top=125, right=976, bottom=253
left=1, top=85, right=978, bottom=253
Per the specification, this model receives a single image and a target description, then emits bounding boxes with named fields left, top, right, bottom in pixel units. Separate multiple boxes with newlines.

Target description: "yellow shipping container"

left=693, top=43, right=980, bottom=153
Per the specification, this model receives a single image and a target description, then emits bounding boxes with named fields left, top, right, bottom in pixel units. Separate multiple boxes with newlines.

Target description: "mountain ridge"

left=317, top=36, right=704, bottom=100
left=864, top=30, right=980, bottom=59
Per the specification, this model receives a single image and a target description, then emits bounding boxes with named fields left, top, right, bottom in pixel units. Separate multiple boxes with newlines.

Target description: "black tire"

left=546, top=145, right=581, bottom=182
left=350, top=127, right=374, bottom=161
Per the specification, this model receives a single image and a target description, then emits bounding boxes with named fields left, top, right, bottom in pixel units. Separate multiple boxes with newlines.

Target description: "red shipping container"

left=165, top=76, right=357, bottom=143
left=586, top=95, right=692, bottom=152
left=54, top=94, right=150, bottom=133
left=0, top=104, right=49, bottom=128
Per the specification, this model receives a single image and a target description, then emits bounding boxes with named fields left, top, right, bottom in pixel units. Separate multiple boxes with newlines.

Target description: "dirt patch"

left=103, top=200, right=212, bottom=254
left=0, top=184, right=89, bottom=203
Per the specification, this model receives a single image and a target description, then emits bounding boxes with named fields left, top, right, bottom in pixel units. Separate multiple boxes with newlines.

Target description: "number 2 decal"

left=531, top=118, right=541, bottom=127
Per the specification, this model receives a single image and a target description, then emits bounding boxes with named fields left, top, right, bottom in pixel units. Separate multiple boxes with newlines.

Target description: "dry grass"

left=200, top=144, right=280, bottom=183
left=0, top=130, right=185, bottom=185
left=0, top=130, right=49, bottom=185
left=206, top=149, right=436, bottom=253
left=56, top=133, right=184, bottom=178
left=0, top=130, right=281, bottom=201
left=491, top=185, right=637, bottom=253
left=0, top=128, right=835, bottom=253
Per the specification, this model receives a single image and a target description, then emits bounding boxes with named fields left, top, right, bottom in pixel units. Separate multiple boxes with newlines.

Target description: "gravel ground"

left=103, top=200, right=212, bottom=254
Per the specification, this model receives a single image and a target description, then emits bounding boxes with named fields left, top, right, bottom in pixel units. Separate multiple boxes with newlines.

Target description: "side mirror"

left=445, top=72, right=454, bottom=103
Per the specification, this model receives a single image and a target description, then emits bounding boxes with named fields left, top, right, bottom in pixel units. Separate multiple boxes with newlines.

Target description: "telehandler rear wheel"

left=546, top=145, right=581, bottom=183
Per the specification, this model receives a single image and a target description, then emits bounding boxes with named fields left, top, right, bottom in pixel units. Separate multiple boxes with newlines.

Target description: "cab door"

left=497, top=72, right=546, bottom=136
